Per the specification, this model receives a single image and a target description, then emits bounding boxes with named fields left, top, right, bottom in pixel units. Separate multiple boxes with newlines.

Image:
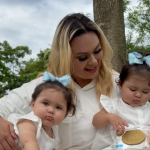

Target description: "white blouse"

left=92, top=95, right=150, bottom=150
left=8, top=111, right=59, bottom=150
left=57, top=72, right=120, bottom=150
left=0, top=71, right=120, bottom=150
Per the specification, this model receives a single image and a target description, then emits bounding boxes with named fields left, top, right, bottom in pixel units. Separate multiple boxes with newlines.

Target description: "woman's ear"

left=31, top=100, right=35, bottom=110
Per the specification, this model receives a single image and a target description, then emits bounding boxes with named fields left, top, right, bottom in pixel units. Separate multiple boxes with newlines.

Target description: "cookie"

left=122, top=130, right=145, bottom=145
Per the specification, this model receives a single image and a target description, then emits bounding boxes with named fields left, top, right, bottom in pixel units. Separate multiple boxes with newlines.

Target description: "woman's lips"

left=85, top=65, right=98, bottom=73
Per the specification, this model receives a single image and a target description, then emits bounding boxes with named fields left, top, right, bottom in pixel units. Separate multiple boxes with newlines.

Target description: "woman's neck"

left=73, top=77, right=92, bottom=88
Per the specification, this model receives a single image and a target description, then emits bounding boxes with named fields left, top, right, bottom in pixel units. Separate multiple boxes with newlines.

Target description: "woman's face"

left=71, top=31, right=103, bottom=87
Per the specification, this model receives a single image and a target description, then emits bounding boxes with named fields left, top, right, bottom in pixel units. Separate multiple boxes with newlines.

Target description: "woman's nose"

left=88, top=55, right=97, bottom=65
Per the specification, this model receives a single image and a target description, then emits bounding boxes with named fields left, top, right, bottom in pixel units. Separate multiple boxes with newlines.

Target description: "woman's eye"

left=94, top=48, right=101, bottom=54
left=43, top=102, right=48, bottom=106
left=79, top=56, right=88, bottom=61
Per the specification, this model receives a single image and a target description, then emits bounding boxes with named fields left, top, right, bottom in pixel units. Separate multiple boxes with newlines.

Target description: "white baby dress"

left=92, top=95, right=150, bottom=150
left=8, top=111, right=60, bottom=150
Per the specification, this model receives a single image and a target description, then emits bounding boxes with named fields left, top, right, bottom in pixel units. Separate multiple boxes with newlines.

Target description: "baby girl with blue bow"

left=8, top=73, right=76, bottom=150
left=91, top=52, right=150, bottom=149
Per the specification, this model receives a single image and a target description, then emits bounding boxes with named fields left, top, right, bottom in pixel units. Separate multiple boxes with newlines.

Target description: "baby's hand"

left=108, top=113, right=128, bottom=132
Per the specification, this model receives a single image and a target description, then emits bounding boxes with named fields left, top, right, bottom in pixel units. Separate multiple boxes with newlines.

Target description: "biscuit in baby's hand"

left=122, top=130, right=145, bottom=145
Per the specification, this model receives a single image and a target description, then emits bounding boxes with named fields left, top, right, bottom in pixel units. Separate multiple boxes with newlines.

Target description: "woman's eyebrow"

left=76, top=42, right=100, bottom=55
left=95, top=42, right=100, bottom=50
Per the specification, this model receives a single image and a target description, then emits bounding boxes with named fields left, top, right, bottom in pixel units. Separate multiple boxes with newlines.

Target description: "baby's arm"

left=92, top=108, right=128, bottom=131
left=17, top=119, right=40, bottom=150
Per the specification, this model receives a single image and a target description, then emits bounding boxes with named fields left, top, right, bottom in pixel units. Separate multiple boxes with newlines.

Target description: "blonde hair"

left=48, top=13, right=113, bottom=98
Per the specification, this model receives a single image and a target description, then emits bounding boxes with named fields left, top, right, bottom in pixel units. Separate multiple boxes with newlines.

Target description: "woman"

left=0, top=13, right=120, bottom=150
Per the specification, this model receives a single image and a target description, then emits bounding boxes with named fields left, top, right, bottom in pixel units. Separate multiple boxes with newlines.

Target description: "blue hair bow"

left=128, top=52, right=150, bottom=67
left=43, top=71, right=70, bottom=86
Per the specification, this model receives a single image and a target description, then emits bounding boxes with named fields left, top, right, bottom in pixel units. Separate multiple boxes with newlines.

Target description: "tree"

left=93, top=0, right=126, bottom=72
left=126, top=0, right=150, bottom=53
left=14, top=48, right=51, bottom=87
left=0, top=40, right=31, bottom=97
left=0, top=40, right=51, bottom=97
left=19, top=48, right=50, bottom=75
left=123, top=0, right=131, bottom=12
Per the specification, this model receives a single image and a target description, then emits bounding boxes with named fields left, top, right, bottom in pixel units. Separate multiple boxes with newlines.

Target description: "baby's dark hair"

left=119, top=52, right=150, bottom=86
left=32, top=81, right=76, bottom=116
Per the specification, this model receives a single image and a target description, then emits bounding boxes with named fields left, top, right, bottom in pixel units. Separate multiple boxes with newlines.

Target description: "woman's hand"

left=0, top=117, right=21, bottom=150
left=108, top=113, right=128, bottom=132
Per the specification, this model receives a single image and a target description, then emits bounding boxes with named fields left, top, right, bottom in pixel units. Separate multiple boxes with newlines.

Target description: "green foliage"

left=126, top=0, right=150, bottom=54
left=1, top=72, right=38, bottom=93
left=0, top=40, right=51, bottom=97
left=0, top=40, right=32, bottom=97
left=123, top=0, right=131, bottom=12
left=15, top=48, right=51, bottom=92
left=19, top=48, right=50, bottom=74
left=126, top=31, right=150, bottom=54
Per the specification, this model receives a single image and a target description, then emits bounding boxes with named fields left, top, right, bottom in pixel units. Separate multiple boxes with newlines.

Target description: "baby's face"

left=119, top=74, right=150, bottom=107
left=31, top=88, right=67, bottom=129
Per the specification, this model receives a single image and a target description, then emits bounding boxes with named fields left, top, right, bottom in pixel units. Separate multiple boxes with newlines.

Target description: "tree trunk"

left=93, top=0, right=126, bottom=72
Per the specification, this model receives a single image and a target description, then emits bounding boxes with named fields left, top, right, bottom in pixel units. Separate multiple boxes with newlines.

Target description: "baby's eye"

left=143, top=91, right=148, bottom=94
left=130, top=89, right=136, bottom=91
left=79, top=56, right=88, bottom=61
left=56, top=106, right=62, bottom=110
left=43, top=102, right=49, bottom=106
left=94, top=48, right=101, bottom=54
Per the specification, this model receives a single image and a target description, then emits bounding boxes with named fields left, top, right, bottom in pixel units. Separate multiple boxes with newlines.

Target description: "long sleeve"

left=0, top=76, right=43, bottom=119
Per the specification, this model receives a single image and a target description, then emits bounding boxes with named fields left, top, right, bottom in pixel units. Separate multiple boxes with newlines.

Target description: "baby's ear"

left=30, top=100, right=35, bottom=110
